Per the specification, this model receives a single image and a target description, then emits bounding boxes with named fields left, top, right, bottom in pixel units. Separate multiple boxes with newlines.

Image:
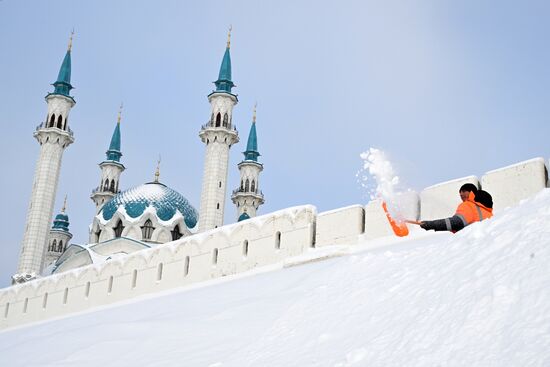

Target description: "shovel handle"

left=405, top=220, right=422, bottom=225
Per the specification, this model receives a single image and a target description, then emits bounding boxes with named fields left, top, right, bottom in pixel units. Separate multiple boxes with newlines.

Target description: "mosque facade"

left=12, top=31, right=265, bottom=284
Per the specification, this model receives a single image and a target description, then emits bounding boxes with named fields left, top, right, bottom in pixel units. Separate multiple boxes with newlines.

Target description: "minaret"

left=13, top=34, right=76, bottom=284
left=43, top=196, right=73, bottom=270
left=90, top=105, right=125, bottom=213
left=231, top=105, right=265, bottom=221
left=198, top=27, right=239, bottom=232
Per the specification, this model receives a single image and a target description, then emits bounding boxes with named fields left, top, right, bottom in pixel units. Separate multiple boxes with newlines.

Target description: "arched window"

left=223, top=113, right=228, bottom=127
left=251, top=180, right=256, bottom=193
left=57, top=115, right=63, bottom=129
left=109, top=180, right=115, bottom=193
left=210, top=113, right=215, bottom=125
left=51, top=239, right=57, bottom=252
left=141, top=219, right=154, bottom=240
left=95, top=229, right=102, bottom=242
left=245, top=179, right=250, bottom=192
left=240, top=180, right=244, bottom=191
left=275, top=231, right=281, bottom=249
left=215, top=113, right=221, bottom=127
left=114, top=220, right=124, bottom=238
left=104, top=179, right=110, bottom=191
left=58, top=240, right=63, bottom=252
left=171, top=225, right=182, bottom=241
left=63, top=117, right=68, bottom=131
left=49, top=114, right=56, bottom=127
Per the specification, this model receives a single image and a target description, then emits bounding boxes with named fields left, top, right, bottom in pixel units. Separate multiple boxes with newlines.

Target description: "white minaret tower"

left=231, top=105, right=265, bottom=221
left=198, top=28, right=239, bottom=232
left=90, top=105, right=125, bottom=214
left=14, top=34, right=76, bottom=283
left=43, top=196, right=73, bottom=270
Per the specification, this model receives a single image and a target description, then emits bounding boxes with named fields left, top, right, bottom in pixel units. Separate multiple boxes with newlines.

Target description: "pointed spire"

left=106, top=105, right=122, bottom=162
left=52, top=31, right=74, bottom=96
left=214, top=26, right=235, bottom=93
left=68, top=29, right=74, bottom=52
left=154, top=156, right=161, bottom=182
left=243, top=104, right=260, bottom=162
left=227, top=25, right=232, bottom=49
left=61, top=195, right=67, bottom=213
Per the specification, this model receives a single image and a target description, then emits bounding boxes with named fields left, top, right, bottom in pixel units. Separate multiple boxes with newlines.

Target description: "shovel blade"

left=382, top=201, right=409, bottom=237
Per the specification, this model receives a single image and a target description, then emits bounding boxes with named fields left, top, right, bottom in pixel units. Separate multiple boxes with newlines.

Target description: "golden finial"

left=154, top=156, right=161, bottom=182
left=68, top=28, right=75, bottom=52
left=61, top=195, right=67, bottom=213
left=227, top=25, right=232, bottom=49
left=117, top=102, right=123, bottom=124
left=252, top=102, right=257, bottom=123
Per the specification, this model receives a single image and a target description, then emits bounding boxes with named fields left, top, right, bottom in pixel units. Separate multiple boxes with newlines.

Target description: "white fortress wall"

left=2, top=158, right=549, bottom=330
left=481, top=157, right=548, bottom=212
left=315, top=205, right=365, bottom=247
left=0, top=205, right=316, bottom=330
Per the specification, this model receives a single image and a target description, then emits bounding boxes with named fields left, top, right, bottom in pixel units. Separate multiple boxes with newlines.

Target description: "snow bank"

left=2, top=190, right=549, bottom=366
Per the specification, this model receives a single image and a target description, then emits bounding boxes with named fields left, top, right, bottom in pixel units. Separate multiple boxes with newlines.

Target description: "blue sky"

left=1, top=0, right=549, bottom=286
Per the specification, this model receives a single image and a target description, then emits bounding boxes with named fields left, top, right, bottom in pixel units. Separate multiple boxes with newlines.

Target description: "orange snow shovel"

left=381, top=201, right=411, bottom=237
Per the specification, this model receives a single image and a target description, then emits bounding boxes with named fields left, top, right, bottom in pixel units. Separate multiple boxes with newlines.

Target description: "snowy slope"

left=1, top=190, right=550, bottom=367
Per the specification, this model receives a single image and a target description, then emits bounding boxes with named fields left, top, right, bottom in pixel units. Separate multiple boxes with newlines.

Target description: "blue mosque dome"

left=100, top=182, right=198, bottom=228
left=52, top=212, right=70, bottom=231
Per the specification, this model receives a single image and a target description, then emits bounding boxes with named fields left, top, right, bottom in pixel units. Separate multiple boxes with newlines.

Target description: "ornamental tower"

left=90, top=105, right=125, bottom=214
left=43, top=196, right=73, bottom=270
left=14, top=34, right=76, bottom=283
left=231, top=105, right=264, bottom=221
left=198, top=28, right=239, bottom=232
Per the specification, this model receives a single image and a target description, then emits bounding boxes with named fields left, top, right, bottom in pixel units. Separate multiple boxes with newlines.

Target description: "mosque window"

left=157, top=263, right=163, bottom=282
left=58, top=240, right=63, bottom=252
left=251, top=180, right=256, bottom=192
left=275, top=231, right=281, bottom=250
left=57, top=115, right=63, bottom=129
left=63, top=117, right=68, bottom=130
left=171, top=225, right=182, bottom=241
left=245, top=179, right=250, bottom=192
left=223, top=113, right=228, bottom=127
left=217, top=203, right=220, bottom=209
left=109, top=180, right=116, bottom=193
left=240, top=180, right=244, bottom=191
left=23, top=298, right=28, bottom=314
left=104, top=179, right=110, bottom=191
left=96, top=229, right=102, bottom=242
left=114, top=220, right=124, bottom=237
left=51, top=239, right=57, bottom=252
left=216, top=113, right=221, bottom=127
left=141, top=219, right=154, bottom=240
left=63, top=288, right=69, bottom=305
left=42, top=293, right=48, bottom=309
left=49, top=114, right=56, bottom=127
left=132, top=270, right=138, bottom=289
left=85, top=282, right=91, bottom=298
left=108, top=276, right=114, bottom=294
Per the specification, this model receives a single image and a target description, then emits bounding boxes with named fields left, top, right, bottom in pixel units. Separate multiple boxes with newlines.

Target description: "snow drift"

left=1, top=190, right=550, bottom=366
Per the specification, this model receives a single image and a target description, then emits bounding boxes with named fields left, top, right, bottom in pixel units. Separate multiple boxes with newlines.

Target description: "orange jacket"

left=455, top=191, right=493, bottom=227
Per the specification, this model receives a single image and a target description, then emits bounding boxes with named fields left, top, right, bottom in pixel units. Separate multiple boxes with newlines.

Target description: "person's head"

left=474, top=190, right=493, bottom=208
left=459, top=183, right=478, bottom=201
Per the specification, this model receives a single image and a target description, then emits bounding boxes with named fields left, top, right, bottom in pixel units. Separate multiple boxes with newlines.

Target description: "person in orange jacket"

left=420, top=184, right=493, bottom=232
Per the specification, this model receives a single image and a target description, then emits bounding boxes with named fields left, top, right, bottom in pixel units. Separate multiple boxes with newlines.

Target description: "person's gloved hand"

left=420, top=221, right=434, bottom=231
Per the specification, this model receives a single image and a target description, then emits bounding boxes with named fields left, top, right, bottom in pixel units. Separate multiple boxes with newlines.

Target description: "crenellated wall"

left=1, top=157, right=548, bottom=330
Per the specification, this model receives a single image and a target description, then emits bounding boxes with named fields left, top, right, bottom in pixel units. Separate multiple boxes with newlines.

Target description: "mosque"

left=12, top=30, right=265, bottom=284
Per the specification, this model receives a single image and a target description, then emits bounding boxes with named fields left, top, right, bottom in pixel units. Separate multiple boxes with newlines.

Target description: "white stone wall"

left=420, top=176, right=479, bottom=220
left=481, top=158, right=547, bottom=212
left=17, top=128, right=74, bottom=276
left=315, top=205, right=364, bottom=246
left=1, top=205, right=316, bottom=330
left=198, top=93, right=239, bottom=232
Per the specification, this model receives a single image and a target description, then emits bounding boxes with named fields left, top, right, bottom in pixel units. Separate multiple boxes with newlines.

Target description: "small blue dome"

left=52, top=212, right=70, bottom=231
left=100, top=182, right=198, bottom=228
left=238, top=212, right=250, bottom=222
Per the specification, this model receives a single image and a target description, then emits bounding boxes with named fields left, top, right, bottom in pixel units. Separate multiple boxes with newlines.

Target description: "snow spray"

left=358, top=148, right=405, bottom=221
